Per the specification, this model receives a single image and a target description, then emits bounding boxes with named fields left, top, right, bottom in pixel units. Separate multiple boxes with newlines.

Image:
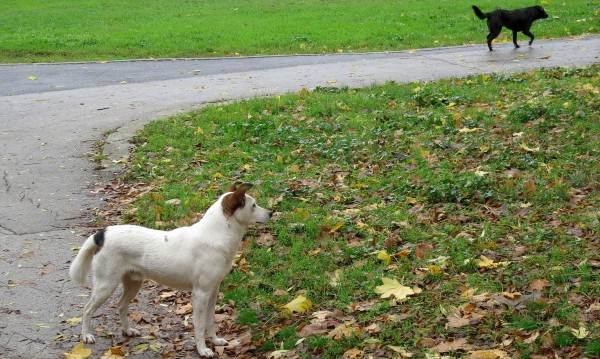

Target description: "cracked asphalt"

left=0, top=36, right=598, bottom=358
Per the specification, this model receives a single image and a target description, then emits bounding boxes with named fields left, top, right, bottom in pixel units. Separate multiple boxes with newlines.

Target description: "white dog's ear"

left=226, top=182, right=243, bottom=193
left=222, top=183, right=253, bottom=217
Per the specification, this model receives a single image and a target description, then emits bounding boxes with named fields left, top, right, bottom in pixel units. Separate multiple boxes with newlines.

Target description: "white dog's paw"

left=123, top=328, right=141, bottom=337
left=197, top=346, right=215, bottom=358
left=211, top=336, right=228, bottom=346
left=82, top=334, right=95, bottom=344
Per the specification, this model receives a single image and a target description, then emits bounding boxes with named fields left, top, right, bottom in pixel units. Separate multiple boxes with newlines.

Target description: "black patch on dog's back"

left=93, top=229, right=106, bottom=247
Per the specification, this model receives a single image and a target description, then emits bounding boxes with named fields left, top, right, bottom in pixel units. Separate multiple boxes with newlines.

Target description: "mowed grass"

left=0, top=0, right=597, bottom=62
left=105, top=65, right=600, bottom=358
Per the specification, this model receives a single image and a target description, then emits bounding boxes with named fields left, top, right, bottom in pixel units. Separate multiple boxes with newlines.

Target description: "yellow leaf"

left=284, top=295, right=312, bottom=313
left=288, top=164, right=301, bottom=173
left=520, top=143, right=540, bottom=152
left=195, top=127, right=204, bottom=135
left=570, top=324, right=589, bottom=339
left=100, top=346, right=126, bottom=359
left=374, top=278, right=420, bottom=300
left=524, top=179, right=537, bottom=194
left=65, top=342, right=92, bottom=359
left=377, top=250, right=391, bottom=265
left=28, top=75, right=37, bottom=81
left=476, top=255, right=495, bottom=268
left=329, top=222, right=344, bottom=233
left=458, top=127, right=482, bottom=133
left=427, top=265, right=441, bottom=275
left=66, top=317, right=83, bottom=324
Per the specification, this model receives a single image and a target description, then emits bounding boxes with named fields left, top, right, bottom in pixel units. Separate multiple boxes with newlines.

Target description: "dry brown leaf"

left=430, top=338, right=472, bottom=353
left=342, top=347, right=363, bottom=359
left=447, top=316, right=471, bottom=328
left=468, top=349, right=510, bottom=358
left=298, top=323, right=328, bottom=337
left=529, top=279, right=550, bottom=291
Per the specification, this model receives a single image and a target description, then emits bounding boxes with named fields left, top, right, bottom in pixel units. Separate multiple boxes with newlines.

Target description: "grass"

left=1, top=0, right=598, bottom=63
left=100, top=64, right=600, bottom=358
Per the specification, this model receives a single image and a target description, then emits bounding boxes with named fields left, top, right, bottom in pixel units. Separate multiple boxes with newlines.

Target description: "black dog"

left=472, top=5, right=548, bottom=51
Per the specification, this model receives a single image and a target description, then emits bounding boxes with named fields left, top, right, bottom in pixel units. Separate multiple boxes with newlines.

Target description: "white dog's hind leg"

left=206, top=286, right=228, bottom=346
left=117, top=273, right=143, bottom=337
left=192, top=288, right=214, bottom=357
left=81, top=281, right=119, bottom=343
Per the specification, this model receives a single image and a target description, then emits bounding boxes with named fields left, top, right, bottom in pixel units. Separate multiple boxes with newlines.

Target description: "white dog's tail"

left=69, top=229, right=105, bottom=287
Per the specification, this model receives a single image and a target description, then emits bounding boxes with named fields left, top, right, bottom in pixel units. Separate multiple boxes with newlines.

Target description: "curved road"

left=0, top=36, right=598, bottom=357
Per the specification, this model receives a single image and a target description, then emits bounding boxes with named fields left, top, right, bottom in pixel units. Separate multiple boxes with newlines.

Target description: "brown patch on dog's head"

left=222, top=183, right=253, bottom=217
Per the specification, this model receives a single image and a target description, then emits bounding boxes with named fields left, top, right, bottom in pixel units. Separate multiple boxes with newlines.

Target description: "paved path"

left=0, top=36, right=598, bottom=358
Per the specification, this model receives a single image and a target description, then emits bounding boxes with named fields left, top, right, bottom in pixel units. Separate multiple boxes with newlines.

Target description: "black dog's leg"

left=512, top=31, right=520, bottom=48
left=486, top=34, right=494, bottom=51
left=523, top=29, right=535, bottom=46
left=486, top=24, right=502, bottom=51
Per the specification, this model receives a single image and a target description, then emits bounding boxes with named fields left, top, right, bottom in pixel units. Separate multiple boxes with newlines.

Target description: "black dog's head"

left=534, top=6, right=549, bottom=19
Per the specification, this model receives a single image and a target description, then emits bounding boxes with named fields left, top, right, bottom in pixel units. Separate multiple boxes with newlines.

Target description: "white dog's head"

left=221, top=183, right=273, bottom=225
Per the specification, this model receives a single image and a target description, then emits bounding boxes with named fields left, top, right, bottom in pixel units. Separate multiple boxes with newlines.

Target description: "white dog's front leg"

left=193, top=288, right=214, bottom=358
left=206, top=285, right=228, bottom=347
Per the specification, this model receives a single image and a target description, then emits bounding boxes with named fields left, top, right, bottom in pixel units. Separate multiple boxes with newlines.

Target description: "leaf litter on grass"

left=83, top=65, right=599, bottom=358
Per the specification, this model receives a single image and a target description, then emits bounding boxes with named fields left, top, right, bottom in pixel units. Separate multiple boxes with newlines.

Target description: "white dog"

left=69, top=183, right=272, bottom=357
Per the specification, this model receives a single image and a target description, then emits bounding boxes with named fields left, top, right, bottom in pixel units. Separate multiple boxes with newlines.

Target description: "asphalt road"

left=0, top=36, right=598, bottom=358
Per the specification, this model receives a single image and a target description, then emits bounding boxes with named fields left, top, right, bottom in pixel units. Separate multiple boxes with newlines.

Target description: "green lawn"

left=1, top=0, right=597, bottom=62
left=77, top=65, right=600, bottom=358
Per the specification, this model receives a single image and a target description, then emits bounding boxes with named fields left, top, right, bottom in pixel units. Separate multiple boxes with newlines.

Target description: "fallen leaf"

left=523, top=330, right=540, bottom=344
left=529, top=279, right=550, bottom=291
left=329, top=221, right=344, bottom=233
left=388, top=345, right=414, bottom=357
left=475, top=255, right=510, bottom=269
left=475, top=255, right=495, bottom=268
left=377, top=250, right=391, bottom=265
left=430, top=338, right=472, bottom=353
left=267, top=350, right=289, bottom=359
left=175, top=302, right=193, bottom=315
left=298, top=323, right=328, bottom=337
left=447, top=316, right=471, bottom=328
left=100, top=346, right=125, bottom=359
left=458, top=127, right=482, bottom=133
left=159, top=291, right=177, bottom=301
left=416, top=242, right=434, bottom=259
left=65, top=342, right=92, bottom=359
left=342, top=347, right=363, bottom=358
left=66, top=317, right=83, bottom=324
left=468, top=349, right=510, bottom=358
left=374, top=278, right=420, bottom=300
left=328, top=322, right=360, bottom=339
left=570, top=324, right=589, bottom=339
left=520, top=143, right=540, bottom=152
left=284, top=295, right=312, bottom=313
left=28, top=75, right=37, bottom=81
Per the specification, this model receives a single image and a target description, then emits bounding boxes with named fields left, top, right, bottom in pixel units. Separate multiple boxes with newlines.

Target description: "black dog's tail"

left=472, top=5, right=488, bottom=19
